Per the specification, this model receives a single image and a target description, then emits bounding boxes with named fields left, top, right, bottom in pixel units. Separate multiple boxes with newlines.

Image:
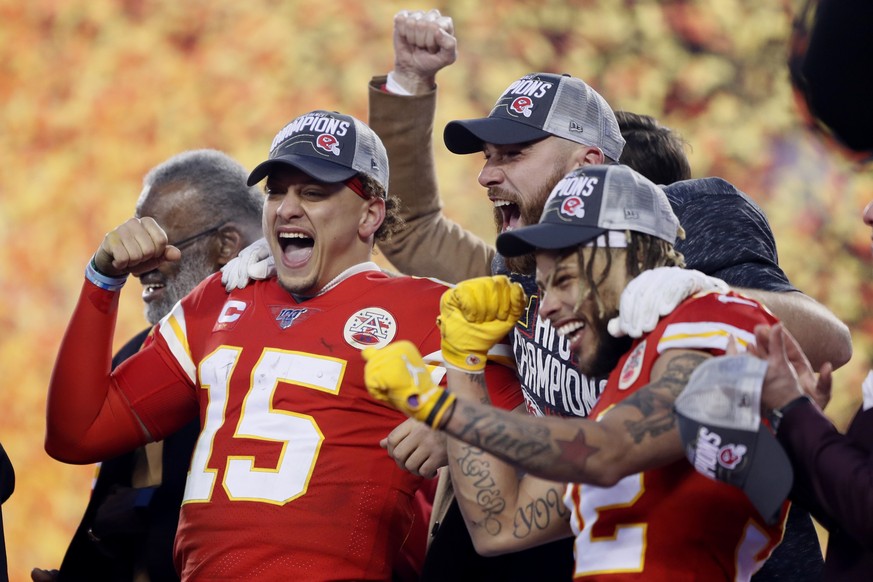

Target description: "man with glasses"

left=41, top=111, right=520, bottom=579
left=33, top=149, right=264, bottom=582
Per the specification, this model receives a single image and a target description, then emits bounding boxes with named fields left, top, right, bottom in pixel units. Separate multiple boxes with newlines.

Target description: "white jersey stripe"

left=421, top=349, right=448, bottom=385
left=657, top=321, right=755, bottom=354
left=158, top=303, right=197, bottom=384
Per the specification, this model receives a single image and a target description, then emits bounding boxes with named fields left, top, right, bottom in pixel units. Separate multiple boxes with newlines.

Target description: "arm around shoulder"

left=739, top=289, right=852, bottom=370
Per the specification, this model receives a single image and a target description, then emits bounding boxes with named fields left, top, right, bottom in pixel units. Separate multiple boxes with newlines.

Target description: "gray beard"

left=144, top=244, right=216, bottom=325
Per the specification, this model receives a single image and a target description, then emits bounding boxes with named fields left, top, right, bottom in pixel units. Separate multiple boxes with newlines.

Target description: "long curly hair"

left=568, top=230, right=686, bottom=317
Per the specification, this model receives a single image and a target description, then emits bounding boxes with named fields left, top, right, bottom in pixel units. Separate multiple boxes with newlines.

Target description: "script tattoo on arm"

left=512, top=485, right=570, bottom=540
left=450, top=401, right=553, bottom=466
left=455, top=444, right=507, bottom=536
left=447, top=398, right=600, bottom=490
left=620, top=352, right=708, bottom=443
left=455, top=442, right=570, bottom=539
left=450, top=370, right=571, bottom=538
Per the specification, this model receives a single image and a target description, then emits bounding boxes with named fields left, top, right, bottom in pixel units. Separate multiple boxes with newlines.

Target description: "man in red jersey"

left=44, top=109, right=519, bottom=580
left=364, top=164, right=788, bottom=581
left=33, top=149, right=264, bottom=582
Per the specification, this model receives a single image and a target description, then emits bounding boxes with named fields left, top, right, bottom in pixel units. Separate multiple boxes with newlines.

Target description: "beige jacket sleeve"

left=369, top=75, right=495, bottom=284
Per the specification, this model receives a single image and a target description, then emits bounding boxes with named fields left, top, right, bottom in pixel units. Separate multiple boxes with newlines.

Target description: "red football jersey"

left=110, top=268, right=519, bottom=580
left=564, top=292, right=785, bottom=581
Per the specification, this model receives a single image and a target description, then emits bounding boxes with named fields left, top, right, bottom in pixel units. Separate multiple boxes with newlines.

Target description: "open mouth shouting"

left=492, top=198, right=521, bottom=233
left=278, top=230, right=315, bottom=268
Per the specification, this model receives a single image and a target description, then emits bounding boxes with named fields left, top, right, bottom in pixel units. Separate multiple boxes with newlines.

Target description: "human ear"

left=569, top=146, right=606, bottom=170
left=215, top=225, right=244, bottom=266
left=359, top=198, right=386, bottom=239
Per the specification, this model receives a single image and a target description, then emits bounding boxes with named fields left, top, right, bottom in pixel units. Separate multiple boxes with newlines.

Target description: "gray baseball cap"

left=496, top=164, right=681, bottom=257
left=444, top=73, right=625, bottom=161
left=674, top=355, right=794, bottom=525
left=248, top=110, right=389, bottom=197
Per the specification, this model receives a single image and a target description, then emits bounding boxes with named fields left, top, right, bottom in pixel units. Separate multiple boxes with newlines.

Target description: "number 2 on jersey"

left=574, top=475, right=645, bottom=575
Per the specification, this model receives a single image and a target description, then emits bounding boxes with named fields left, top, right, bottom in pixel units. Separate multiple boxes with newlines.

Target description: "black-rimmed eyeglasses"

left=170, top=223, right=225, bottom=250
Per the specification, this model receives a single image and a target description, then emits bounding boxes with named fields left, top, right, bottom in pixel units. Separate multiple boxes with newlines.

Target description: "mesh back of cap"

left=592, top=94, right=625, bottom=162
left=543, top=77, right=625, bottom=161
left=350, top=117, right=389, bottom=192
left=596, top=166, right=679, bottom=243
left=675, top=356, right=766, bottom=431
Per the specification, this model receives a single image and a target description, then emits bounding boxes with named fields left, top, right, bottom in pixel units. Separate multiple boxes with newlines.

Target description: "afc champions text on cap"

left=248, top=110, right=389, bottom=197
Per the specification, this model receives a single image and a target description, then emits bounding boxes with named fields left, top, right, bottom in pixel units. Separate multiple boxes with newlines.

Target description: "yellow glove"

left=362, top=341, right=456, bottom=429
left=437, top=275, right=526, bottom=373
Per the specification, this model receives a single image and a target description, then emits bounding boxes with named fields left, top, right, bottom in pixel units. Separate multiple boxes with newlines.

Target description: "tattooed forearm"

left=447, top=400, right=599, bottom=477
left=553, top=431, right=599, bottom=468
left=449, top=402, right=553, bottom=466
left=456, top=445, right=507, bottom=535
left=512, top=486, right=570, bottom=539
left=624, top=411, right=675, bottom=443
left=621, top=352, right=708, bottom=443
left=454, top=445, right=571, bottom=539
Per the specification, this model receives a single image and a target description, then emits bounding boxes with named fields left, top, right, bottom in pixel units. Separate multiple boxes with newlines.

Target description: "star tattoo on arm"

left=554, top=431, right=600, bottom=466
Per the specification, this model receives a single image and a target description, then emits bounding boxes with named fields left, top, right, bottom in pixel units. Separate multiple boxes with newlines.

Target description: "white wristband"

left=385, top=71, right=413, bottom=96
left=85, top=256, right=128, bottom=291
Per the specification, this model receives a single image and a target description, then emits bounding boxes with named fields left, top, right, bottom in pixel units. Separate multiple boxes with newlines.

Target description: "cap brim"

left=496, top=223, right=607, bottom=257
left=444, top=118, right=552, bottom=154
left=676, top=414, right=793, bottom=526
left=247, top=155, right=357, bottom=187
left=742, top=427, right=793, bottom=524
